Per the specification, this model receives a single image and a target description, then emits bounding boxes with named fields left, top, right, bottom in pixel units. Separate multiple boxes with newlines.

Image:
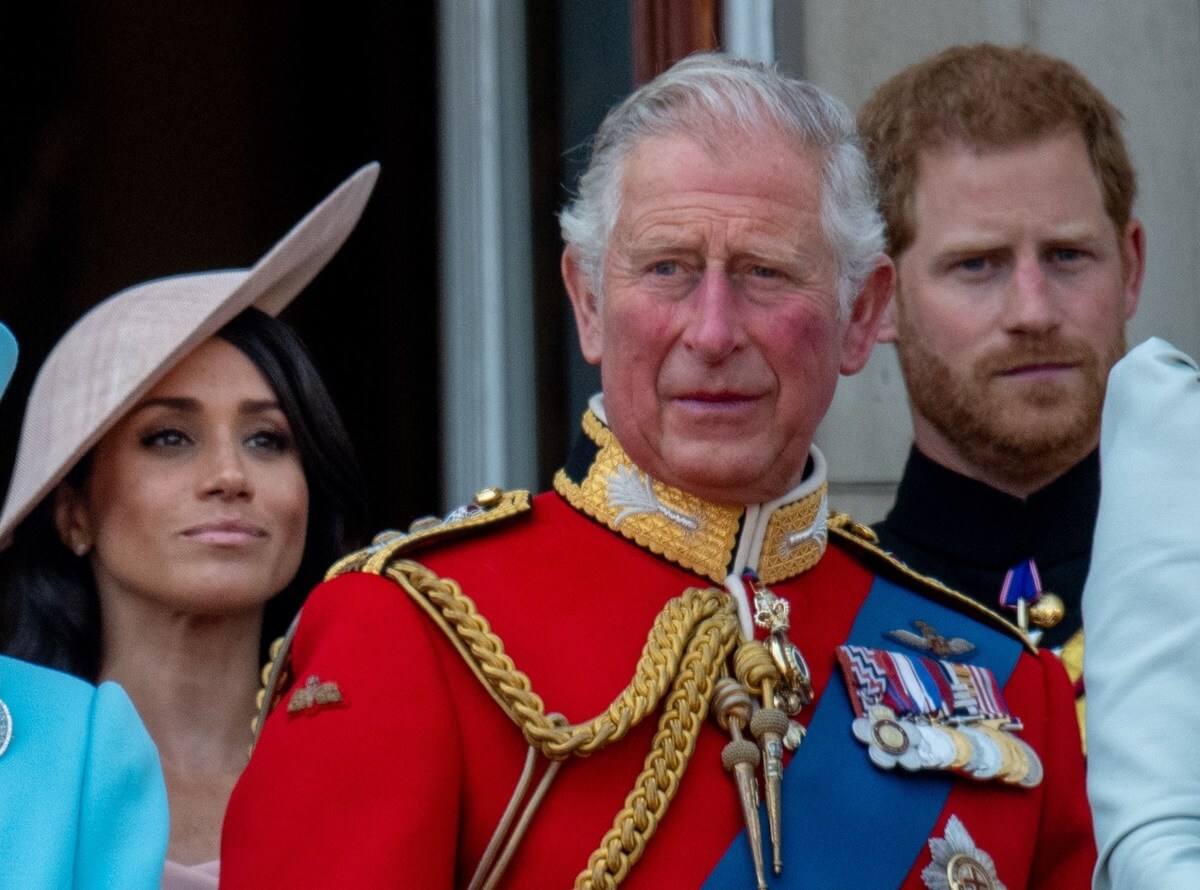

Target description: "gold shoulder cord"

left=253, top=491, right=748, bottom=888
left=381, top=558, right=740, bottom=890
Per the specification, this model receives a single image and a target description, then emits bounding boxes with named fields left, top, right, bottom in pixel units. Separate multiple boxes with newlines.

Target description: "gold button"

left=1029, top=592, right=1065, bottom=629
left=474, top=487, right=504, bottom=509
left=847, top=521, right=879, bottom=544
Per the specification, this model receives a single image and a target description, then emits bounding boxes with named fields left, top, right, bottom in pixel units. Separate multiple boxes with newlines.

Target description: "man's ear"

left=1120, top=217, right=1146, bottom=321
left=840, top=256, right=895, bottom=374
left=562, top=247, right=604, bottom=365
left=875, top=284, right=899, bottom=344
left=53, top=483, right=93, bottom=557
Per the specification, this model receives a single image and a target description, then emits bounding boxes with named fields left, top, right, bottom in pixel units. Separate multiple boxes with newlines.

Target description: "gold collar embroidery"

left=553, top=409, right=828, bottom=585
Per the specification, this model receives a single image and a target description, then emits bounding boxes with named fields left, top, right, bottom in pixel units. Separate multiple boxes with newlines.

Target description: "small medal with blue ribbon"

left=999, top=558, right=1065, bottom=638
left=999, top=559, right=1041, bottom=634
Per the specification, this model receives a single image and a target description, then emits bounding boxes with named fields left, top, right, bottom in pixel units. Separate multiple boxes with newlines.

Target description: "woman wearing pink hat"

left=0, top=164, right=377, bottom=886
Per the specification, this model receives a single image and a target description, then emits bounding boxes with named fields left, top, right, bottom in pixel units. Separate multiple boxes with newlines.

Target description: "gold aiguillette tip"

left=714, top=678, right=769, bottom=890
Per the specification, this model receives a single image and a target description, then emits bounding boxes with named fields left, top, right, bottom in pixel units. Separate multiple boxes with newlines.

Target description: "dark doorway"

left=0, top=2, right=440, bottom=532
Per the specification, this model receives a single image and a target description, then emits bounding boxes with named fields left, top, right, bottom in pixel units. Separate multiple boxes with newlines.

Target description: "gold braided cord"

left=378, top=558, right=741, bottom=887
left=732, top=639, right=779, bottom=698
left=575, top=605, right=739, bottom=889
left=385, top=558, right=738, bottom=760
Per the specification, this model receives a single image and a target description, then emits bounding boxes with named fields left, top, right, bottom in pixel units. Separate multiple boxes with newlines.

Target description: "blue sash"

left=702, top=576, right=1024, bottom=887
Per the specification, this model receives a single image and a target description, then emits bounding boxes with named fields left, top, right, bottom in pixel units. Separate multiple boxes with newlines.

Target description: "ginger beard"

left=895, top=304, right=1124, bottom=488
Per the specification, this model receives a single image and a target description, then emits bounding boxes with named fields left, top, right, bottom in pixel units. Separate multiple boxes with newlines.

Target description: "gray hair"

left=559, top=53, right=885, bottom=317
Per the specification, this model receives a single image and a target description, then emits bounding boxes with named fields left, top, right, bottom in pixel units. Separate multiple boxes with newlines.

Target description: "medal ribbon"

left=937, top=662, right=978, bottom=714
left=839, top=645, right=1016, bottom=723
left=837, top=644, right=888, bottom=714
left=838, top=646, right=943, bottom=717
left=919, top=655, right=957, bottom=716
left=964, top=664, right=1010, bottom=720
left=887, top=650, right=942, bottom=717
left=999, top=558, right=1042, bottom=608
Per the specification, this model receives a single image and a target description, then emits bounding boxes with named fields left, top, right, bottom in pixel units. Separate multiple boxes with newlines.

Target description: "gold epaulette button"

left=828, top=511, right=879, bottom=544
left=474, top=486, right=504, bottom=508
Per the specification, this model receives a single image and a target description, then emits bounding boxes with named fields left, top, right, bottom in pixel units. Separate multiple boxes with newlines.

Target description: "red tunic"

left=222, top=494, right=1092, bottom=888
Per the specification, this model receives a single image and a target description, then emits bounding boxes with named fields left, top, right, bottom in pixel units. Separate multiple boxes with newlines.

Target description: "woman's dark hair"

left=0, top=307, right=368, bottom=679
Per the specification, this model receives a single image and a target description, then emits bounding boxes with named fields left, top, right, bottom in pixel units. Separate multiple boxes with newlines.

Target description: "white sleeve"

left=1084, top=337, right=1200, bottom=890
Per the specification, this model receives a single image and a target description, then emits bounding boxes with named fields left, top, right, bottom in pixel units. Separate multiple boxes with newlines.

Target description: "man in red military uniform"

left=221, top=54, right=1093, bottom=888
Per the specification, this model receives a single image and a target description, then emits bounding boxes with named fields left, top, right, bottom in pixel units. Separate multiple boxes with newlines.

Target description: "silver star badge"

left=922, top=815, right=1006, bottom=890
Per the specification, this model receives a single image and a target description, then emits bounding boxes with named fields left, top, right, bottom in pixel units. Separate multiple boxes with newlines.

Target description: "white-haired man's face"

left=564, top=129, right=892, bottom=505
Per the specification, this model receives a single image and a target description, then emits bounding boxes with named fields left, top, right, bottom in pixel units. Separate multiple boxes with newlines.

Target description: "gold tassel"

left=713, top=677, right=768, bottom=890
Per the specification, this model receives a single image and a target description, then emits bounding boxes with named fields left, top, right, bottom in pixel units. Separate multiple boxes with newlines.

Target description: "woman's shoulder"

left=1, top=653, right=96, bottom=716
left=0, top=653, right=156, bottom=767
left=0, top=654, right=168, bottom=887
left=1, top=653, right=145, bottom=719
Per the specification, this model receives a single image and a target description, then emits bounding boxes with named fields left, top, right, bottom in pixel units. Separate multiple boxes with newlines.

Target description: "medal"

left=960, top=725, right=1003, bottom=780
left=938, top=724, right=975, bottom=771
left=915, top=722, right=957, bottom=770
left=1008, top=733, right=1044, bottom=788
left=852, top=704, right=924, bottom=771
left=979, top=723, right=1028, bottom=784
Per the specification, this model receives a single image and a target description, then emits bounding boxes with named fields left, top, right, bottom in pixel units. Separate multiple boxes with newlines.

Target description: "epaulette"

left=827, top=511, right=1037, bottom=655
left=326, top=486, right=532, bottom=579
left=251, top=487, right=532, bottom=748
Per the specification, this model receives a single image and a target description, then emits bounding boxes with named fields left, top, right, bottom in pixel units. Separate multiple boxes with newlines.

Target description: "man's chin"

left=956, top=417, right=1099, bottom=480
left=989, top=396, right=1097, bottom=437
left=657, top=451, right=805, bottom=505
left=995, top=380, right=1086, bottom=410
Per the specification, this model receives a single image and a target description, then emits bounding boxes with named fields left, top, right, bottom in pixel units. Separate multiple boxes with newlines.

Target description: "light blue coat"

left=0, top=654, right=168, bottom=888
left=1084, top=337, right=1200, bottom=889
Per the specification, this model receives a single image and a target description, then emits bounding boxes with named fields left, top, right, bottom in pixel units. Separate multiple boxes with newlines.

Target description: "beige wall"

left=773, top=0, right=1200, bottom=521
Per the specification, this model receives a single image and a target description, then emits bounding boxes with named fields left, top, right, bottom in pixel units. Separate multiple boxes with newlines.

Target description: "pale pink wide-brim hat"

left=0, top=162, right=380, bottom=548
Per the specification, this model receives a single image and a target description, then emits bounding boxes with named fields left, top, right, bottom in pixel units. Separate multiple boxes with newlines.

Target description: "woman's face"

left=56, top=337, right=309, bottom=617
